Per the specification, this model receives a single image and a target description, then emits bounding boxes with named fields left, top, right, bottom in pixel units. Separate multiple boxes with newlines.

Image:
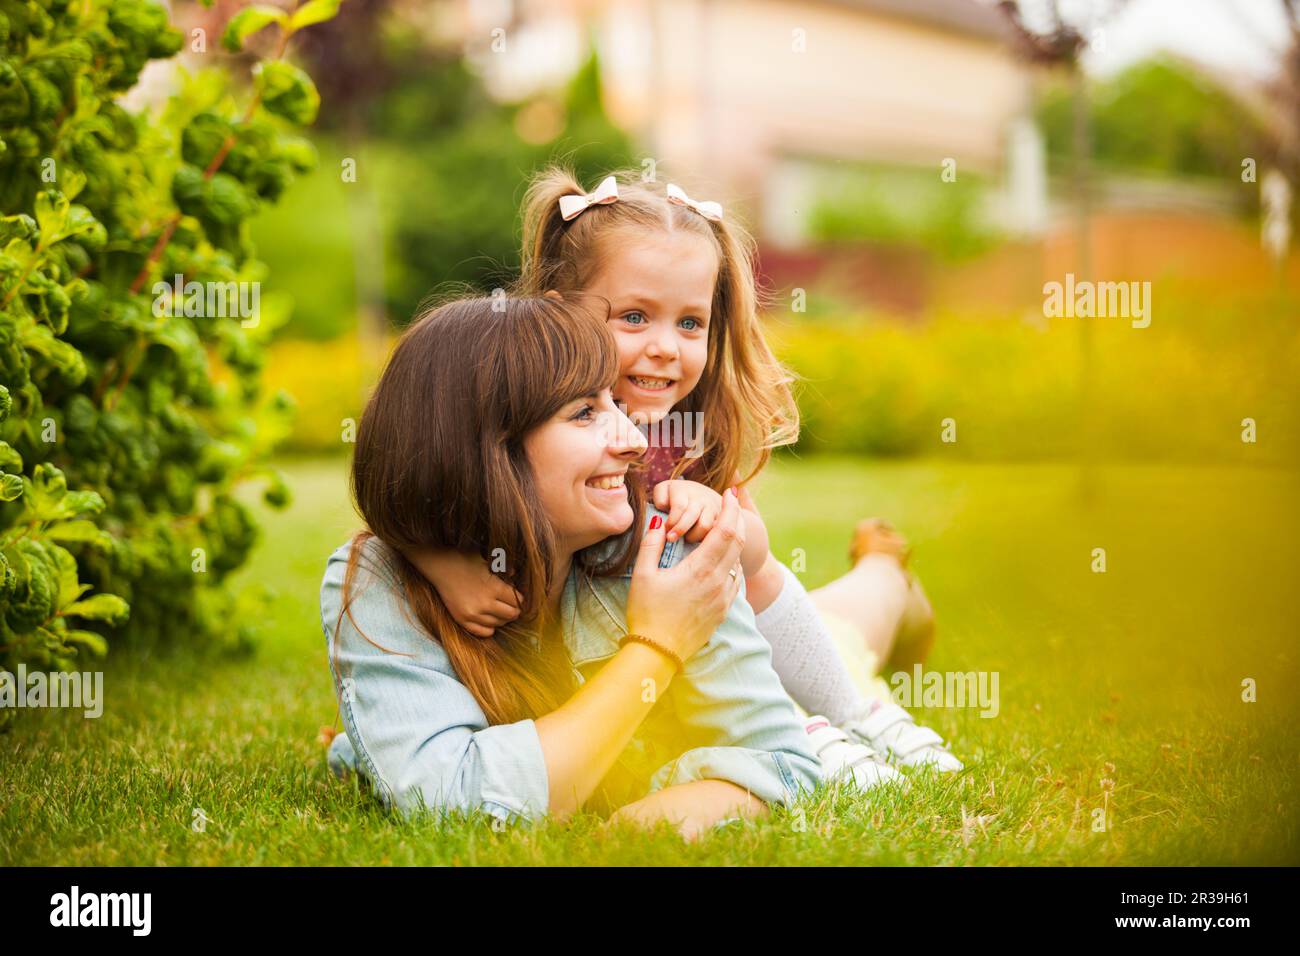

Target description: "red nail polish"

left=650, top=515, right=663, bottom=530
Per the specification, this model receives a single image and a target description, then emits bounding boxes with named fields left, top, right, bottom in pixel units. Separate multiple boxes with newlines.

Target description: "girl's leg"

left=808, top=520, right=935, bottom=674
left=752, top=554, right=872, bottom=724
left=809, top=521, right=960, bottom=772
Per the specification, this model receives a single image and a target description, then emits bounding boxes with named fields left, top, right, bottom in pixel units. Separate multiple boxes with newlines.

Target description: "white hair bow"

left=558, top=175, right=620, bottom=221
left=666, top=183, right=723, bottom=221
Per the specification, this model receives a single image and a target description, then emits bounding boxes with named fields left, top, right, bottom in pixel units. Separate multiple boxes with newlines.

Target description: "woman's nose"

left=602, top=408, right=648, bottom=458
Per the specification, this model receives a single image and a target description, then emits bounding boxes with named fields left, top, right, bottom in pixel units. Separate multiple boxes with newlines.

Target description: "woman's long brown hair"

left=337, top=295, right=643, bottom=725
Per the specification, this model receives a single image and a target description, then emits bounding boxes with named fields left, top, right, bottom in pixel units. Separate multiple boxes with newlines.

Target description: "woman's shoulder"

left=320, top=534, right=436, bottom=656
left=324, top=534, right=402, bottom=587
left=320, top=535, right=409, bottom=628
left=319, top=537, right=469, bottom=696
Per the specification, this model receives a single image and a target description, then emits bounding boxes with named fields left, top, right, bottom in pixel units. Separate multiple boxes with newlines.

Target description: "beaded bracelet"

left=619, top=633, right=684, bottom=674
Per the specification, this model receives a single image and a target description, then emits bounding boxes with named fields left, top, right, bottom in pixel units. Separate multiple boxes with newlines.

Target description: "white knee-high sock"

left=753, top=562, right=869, bottom=726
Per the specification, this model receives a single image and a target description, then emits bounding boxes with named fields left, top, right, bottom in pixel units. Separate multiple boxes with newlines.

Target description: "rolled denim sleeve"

left=320, top=539, right=549, bottom=821
left=648, top=746, right=809, bottom=806
left=632, top=513, right=822, bottom=805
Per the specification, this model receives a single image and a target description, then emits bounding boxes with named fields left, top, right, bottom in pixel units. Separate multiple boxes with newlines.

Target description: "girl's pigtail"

left=720, top=218, right=801, bottom=474
left=521, top=167, right=589, bottom=295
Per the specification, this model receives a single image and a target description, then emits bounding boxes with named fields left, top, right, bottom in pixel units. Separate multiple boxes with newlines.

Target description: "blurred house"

left=467, top=0, right=1047, bottom=245
left=140, top=0, right=1288, bottom=321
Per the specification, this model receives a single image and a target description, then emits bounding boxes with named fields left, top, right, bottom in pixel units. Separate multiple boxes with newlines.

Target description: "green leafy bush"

left=807, top=163, right=1000, bottom=261
left=0, top=0, right=341, bottom=703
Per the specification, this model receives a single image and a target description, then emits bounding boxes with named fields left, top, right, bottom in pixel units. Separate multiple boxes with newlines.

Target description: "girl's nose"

left=645, top=330, right=678, bottom=360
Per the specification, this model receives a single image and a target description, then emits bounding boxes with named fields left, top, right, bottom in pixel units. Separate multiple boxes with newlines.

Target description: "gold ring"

left=728, top=567, right=739, bottom=580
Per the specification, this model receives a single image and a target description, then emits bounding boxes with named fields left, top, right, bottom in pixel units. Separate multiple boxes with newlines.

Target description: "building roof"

left=823, top=0, right=1014, bottom=43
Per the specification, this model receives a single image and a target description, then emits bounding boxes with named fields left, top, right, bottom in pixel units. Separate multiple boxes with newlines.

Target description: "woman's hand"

left=653, top=479, right=723, bottom=543
left=608, top=779, right=768, bottom=840
left=403, top=547, right=521, bottom=638
left=625, top=488, right=746, bottom=662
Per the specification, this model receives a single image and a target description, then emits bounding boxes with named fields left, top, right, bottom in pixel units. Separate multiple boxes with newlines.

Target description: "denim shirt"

left=319, top=509, right=821, bottom=821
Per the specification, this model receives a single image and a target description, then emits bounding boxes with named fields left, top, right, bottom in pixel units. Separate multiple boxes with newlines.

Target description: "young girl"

left=412, top=169, right=961, bottom=782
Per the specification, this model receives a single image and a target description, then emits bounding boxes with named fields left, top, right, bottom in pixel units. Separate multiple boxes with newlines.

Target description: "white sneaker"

left=803, top=716, right=905, bottom=792
left=846, top=702, right=963, bottom=772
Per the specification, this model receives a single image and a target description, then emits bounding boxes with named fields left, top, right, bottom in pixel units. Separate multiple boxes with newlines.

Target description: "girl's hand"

left=626, top=489, right=747, bottom=661
left=653, top=479, right=724, bottom=543
left=404, top=547, right=521, bottom=638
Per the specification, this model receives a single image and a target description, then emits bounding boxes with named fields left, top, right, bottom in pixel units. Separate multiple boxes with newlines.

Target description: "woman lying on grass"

left=320, top=294, right=823, bottom=838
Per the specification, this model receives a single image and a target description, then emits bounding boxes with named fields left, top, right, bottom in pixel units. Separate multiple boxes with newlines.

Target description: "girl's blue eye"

left=571, top=404, right=595, bottom=422
left=623, top=311, right=646, bottom=326
left=680, top=317, right=702, bottom=331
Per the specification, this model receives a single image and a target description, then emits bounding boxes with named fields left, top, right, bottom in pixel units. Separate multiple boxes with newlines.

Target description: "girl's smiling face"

left=584, top=229, right=719, bottom=426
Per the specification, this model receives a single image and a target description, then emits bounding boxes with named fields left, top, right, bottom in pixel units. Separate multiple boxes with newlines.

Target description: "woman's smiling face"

left=584, top=229, right=719, bottom=426
left=523, top=387, right=647, bottom=555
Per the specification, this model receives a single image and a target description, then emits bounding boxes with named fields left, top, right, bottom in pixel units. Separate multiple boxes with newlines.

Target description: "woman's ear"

left=544, top=289, right=562, bottom=300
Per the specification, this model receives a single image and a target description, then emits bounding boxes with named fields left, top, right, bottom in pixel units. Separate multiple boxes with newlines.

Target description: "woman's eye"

left=571, top=404, right=596, bottom=422
left=622, top=311, right=646, bottom=326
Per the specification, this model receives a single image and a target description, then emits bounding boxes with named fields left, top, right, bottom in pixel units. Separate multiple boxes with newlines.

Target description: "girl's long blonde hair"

left=519, top=167, right=799, bottom=490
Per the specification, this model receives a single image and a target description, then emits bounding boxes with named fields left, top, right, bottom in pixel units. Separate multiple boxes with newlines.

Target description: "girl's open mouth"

left=584, top=473, right=626, bottom=491
left=627, top=375, right=674, bottom=392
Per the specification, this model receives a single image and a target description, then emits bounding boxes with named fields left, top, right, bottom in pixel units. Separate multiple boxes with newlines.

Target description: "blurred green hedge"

left=268, top=282, right=1299, bottom=467
left=773, top=285, right=1299, bottom=465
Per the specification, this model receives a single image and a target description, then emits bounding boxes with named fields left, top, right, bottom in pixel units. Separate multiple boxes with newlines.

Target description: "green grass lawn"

left=2, top=456, right=1297, bottom=865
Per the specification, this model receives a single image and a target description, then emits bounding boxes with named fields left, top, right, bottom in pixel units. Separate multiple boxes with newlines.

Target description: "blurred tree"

left=1037, top=58, right=1270, bottom=183
left=999, top=0, right=1127, bottom=503
left=281, top=6, right=632, bottom=335
left=1269, top=0, right=1299, bottom=254
left=1280, top=1, right=1300, bottom=177
left=381, top=49, right=633, bottom=323
left=287, top=0, right=399, bottom=129
left=291, top=0, right=401, bottom=362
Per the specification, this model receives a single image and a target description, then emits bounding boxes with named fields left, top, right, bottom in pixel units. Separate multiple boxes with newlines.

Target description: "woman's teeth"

left=585, top=474, right=626, bottom=490
left=629, top=375, right=673, bottom=391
